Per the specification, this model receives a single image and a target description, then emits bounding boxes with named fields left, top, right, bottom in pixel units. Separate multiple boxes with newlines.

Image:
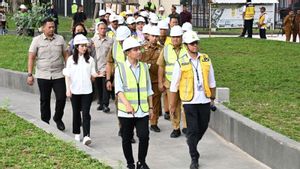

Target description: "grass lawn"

left=0, top=35, right=299, bottom=142
left=0, top=109, right=111, bottom=169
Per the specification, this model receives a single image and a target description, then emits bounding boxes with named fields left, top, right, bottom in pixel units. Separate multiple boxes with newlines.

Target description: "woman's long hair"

left=72, top=23, right=87, bottom=38
left=73, top=45, right=90, bottom=64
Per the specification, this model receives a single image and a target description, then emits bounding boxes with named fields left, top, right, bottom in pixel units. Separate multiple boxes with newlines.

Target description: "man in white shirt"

left=258, top=7, right=268, bottom=39
left=169, top=31, right=216, bottom=169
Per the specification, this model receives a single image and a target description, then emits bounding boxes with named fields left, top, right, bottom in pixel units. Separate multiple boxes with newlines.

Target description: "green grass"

left=201, top=38, right=300, bottom=141
left=0, top=109, right=111, bottom=169
left=0, top=35, right=299, bottom=141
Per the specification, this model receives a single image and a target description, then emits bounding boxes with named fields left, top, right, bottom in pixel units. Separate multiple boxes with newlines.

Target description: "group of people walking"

left=27, top=2, right=215, bottom=169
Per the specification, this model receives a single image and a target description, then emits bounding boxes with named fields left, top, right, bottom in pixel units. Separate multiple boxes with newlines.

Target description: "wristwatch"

left=28, top=73, right=33, bottom=77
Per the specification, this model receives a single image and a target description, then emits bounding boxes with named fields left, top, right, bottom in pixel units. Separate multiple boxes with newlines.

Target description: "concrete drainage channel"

left=1, top=68, right=300, bottom=169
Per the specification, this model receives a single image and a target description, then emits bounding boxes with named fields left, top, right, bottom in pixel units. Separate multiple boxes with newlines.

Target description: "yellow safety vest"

left=117, top=62, right=149, bottom=113
left=163, top=44, right=187, bottom=82
left=144, top=3, right=156, bottom=11
left=112, top=41, right=125, bottom=63
left=178, top=54, right=211, bottom=102
left=164, top=36, right=172, bottom=45
left=71, top=4, right=77, bottom=14
left=259, top=13, right=267, bottom=29
left=244, top=4, right=255, bottom=20
left=107, top=30, right=115, bottom=39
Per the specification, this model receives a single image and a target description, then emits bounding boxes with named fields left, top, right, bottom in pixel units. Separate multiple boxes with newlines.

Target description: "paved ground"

left=0, top=86, right=270, bottom=169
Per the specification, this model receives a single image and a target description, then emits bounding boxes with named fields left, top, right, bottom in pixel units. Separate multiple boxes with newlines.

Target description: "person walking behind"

left=180, top=4, right=192, bottom=26
left=92, top=21, right=114, bottom=112
left=170, top=31, right=216, bottom=169
left=284, top=10, right=295, bottom=42
left=115, top=37, right=153, bottom=169
left=71, top=5, right=87, bottom=29
left=64, top=34, right=99, bottom=145
left=258, top=7, right=268, bottom=39
left=293, top=10, right=300, bottom=42
left=157, top=25, right=188, bottom=138
left=47, top=3, right=59, bottom=34
left=141, top=26, right=163, bottom=132
left=239, top=0, right=255, bottom=38
left=27, top=17, right=68, bottom=131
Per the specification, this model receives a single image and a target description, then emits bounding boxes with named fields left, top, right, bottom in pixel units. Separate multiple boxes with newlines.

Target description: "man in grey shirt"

left=91, top=21, right=113, bottom=112
left=27, top=17, right=68, bottom=131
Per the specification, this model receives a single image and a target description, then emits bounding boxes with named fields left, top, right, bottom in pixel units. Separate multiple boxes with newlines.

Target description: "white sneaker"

left=83, top=136, right=91, bottom=146
left=74, top=134, right=81, bottom=142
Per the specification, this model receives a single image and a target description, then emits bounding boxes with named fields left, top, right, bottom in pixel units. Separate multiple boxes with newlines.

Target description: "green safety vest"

left=72, top=4, right=77, bottom=14
left=117, top=62, right=149, bottom=113
left=163, top=44, right=187, bottom=82
left=112, top=41, right=125, bottom=63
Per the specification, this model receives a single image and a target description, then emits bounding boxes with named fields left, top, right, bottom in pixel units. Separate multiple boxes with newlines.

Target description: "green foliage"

left=12, top=4, right=48, bottom=30
left=0, top=109, right=111, bottom=169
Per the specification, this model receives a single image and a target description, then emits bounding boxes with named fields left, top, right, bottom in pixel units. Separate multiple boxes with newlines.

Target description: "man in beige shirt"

left=91, top=21, right=114, bottom=113
left=27, top=17, right=68, bottom=131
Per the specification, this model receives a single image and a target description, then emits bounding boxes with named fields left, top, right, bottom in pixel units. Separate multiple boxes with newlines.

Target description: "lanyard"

left=190, top=58, right=201, bottom=87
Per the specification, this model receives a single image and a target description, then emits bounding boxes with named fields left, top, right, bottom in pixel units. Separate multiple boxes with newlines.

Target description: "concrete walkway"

left=0, top=86, right=269, bottom=169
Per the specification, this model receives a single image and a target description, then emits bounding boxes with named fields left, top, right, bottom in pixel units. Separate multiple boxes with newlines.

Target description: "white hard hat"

left=142, top=24, right=151, bottom=34
left=148, top=26, right=160, bottom=36
left=106, top=8, right=113, bottom=14
left=122, top=37, right=141, bottom=51
left=158, top=20, right=169, bottom=29
left=20, top=4, right=27, bottom=9
left=126, top=16, right=136, bottom=25
left=140, top=11, right=149, bottom=18
left=116, top=26, right=131, bottom=41
left=149, top=14, right=159, bottom=24
left=99, top=9, right=106, bottom=16
left=136, top=17, right=145, bottom=23
left=170, top=25, right=183, bottom=37
left=158, top=6, right=165, bottom=11
left=109, top=14, right=118, bottom=22
left=165, top=17, right=170, bottom=24
left=117, top=15, right=125, bottom=25
left=73, top=34, right=89, bottom=45
left=183, top=31, right=199, bottom=44
left=182, top=22, right=193, bottom=32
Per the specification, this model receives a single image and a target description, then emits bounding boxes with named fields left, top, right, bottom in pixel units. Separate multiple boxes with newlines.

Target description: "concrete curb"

left=209, top=103, right=300, bottom=169
left=1, top=68, right=300, bottom=169
left=9, top=107, right=122, bottom=169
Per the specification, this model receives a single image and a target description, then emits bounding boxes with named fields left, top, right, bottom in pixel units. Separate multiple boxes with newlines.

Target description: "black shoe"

left=190, top=160, right=199, bottom=169
left=238, top=35, right=244, bottom=38
left=182, top=128, right=187, bottom=134
left=170, top=129, right=181, bottom=138
left=55, top=120, right=65, bottom=131
left=131, top=138, right=136, bottom=143
left=97, top=105, right=103, bottom=111
left=127, top=163, right=135, bottom=169
left=136, top=161, right=150, bottom=169
left=164, top=112, right=170, bottom=120
left=150, top=125, right=161, bottom=132
left=103, top=105, right=110, bottom=113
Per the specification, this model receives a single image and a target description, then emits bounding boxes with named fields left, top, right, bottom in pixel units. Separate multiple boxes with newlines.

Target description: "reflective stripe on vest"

left=164, top=44, right=187, bottom=82
left=259, top=13, right=267, bottom=29
left=178, top=54, right=211, bottom=102
left=117, top=62, right=149, bottom=113
left=244, top=4, right=255, bottom=20
left=112, top=41, right=125, bottom=63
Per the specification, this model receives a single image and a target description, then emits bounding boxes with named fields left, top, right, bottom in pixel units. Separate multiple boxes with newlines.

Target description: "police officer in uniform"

left=140, top=26, right=163, bottom=132
left=240, top=0, right=255, bottom=38
left=170, top=31, right=216, bottom=169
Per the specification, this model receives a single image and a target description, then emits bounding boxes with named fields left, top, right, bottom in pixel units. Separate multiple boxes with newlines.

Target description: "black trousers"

left=37, top=78, right=66, bottom=123
left=71, top=93, right=93, bottom=137
left=119, top=116, right=149, bottom=166
left=95, top=77, right=109, bottom=107
left=184, top=103, right=211, bottom=161
left=241, top=19, right=253, bottom=38
left=259, top=29, right=267, bottom=39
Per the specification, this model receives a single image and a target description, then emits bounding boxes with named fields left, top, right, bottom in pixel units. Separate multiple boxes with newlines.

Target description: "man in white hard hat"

left=170, top=31, right=216, bottom=169
left=157, top=25, right=187, bottom=138
left=126, top=16, right=137, bottom=37
left=158, top=6, right=166, bottom=21
left=142, top=24, right=151, bottom=43
left=136, top=16, right=146, bottom=42
left=149, top=13, right=159, bottom=26
left=140, top=26, right=163, bottom=132
left=107, top=14, right=119, bottom=38
left=115, top=36, right=153, bottom=169
left=91, top=21, right=114, bottom=113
